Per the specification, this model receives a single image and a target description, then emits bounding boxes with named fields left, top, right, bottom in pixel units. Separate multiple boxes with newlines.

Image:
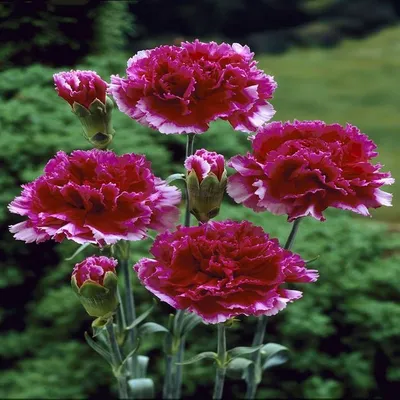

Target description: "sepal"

left=72, top=271, right=119, bottom=318
left=72, top=95, right=115, bottom=149
left=187, top=169, right=227, bottom=223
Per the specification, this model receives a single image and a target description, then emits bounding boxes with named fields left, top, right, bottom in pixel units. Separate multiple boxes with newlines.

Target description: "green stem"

left=213, top=324, right=227, bottom=400
left=184, top=133, right=196, bottom=227
left=106, top=321, right=129, bottom=399
left=116, top=289, right=126, bottom=342
left=121, top=254, right=138, bottom=379
left=173, top=337, right=186, bottom=398
left=284, top=218, right=302, bottom=250
left=245, top=218, right=303, bottom=399
left=167, top=133, right=196, bottom=398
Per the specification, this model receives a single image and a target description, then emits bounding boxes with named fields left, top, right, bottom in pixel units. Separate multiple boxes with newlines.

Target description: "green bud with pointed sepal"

left=71, top=256, right=119, bottom=318
left=187, top=169, right=227, bottom=223
left=185, top=149, right=227, bottom=223
left=72, top=96, right=115, bottom=149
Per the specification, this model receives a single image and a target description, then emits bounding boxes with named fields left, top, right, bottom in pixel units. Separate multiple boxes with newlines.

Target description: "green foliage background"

left=0, top=2, right=399, bottom=398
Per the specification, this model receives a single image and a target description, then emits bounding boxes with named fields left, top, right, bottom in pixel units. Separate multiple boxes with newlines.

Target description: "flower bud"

left=71, top=256, right=119, bottom=318
left=185, top=149, right=227, bottom=222
left=53, top=70, right=115, bottom=149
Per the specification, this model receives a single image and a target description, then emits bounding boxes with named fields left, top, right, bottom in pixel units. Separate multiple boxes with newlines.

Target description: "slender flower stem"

left=120, top=251, right=138, bottom=379
left=167, top=133, right=196, bottom=398
left=116, top=289, right=126, bottom=343
left=213, top=324, right=227, bottom=400
left=184, top=133, right=196, bottom=227
left=173, top=337, right=186, bottom=398
left=107, top=321, right=129, bottom=399
left=245, top=218, right=303, bottom=399
left=163, top=336, right=174, bottom=399
left=284, top=218, right=302, bottom=250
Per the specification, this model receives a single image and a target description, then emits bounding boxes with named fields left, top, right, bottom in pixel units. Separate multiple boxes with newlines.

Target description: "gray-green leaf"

left=166, top=173, right=185, bottom=184
left=138, top=322, right=169, bottom=336
left=177, top=351, right=218, bottom=365
left=226, top=357, right=254, bottom=379
left=65, top=243, right=91, bottom=260
left=84, top=331, right=113, bottom=366
left=227, top=345, right=263, bottom=360
left=261, top=343, right=289, bottom=370
left=125, top=301, right=156, bottom=331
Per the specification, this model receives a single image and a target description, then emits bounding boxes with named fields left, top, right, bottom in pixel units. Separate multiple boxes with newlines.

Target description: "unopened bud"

left=54, top=70, right=115, bottom=149
left=71, top=256, right=119, bottom=318
left=185, top=149, right=227, bottom=223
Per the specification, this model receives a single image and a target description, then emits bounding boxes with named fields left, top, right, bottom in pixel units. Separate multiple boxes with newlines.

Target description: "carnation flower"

left=134, top=220, right=317, bottom=324
left=185, top=149, right=225, bottom=182
left=227, top=121, right=394, bottom=221
left=53, top=70, right=115, bottom=149
left=109, top=40, right=277, bottom=134
left=54, top=70, right=108, bottom=109
left=185, top=149, right=227, bottom=222
left=9, top=149, right=181, bottom=246
left=72, top=255, right=117, bottom=288
left=72, top=256, right=119, bottom=318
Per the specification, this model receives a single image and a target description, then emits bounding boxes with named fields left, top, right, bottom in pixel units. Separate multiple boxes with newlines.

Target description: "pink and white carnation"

left=72, top=256, right=117, bottom=288
left=227, top=120, right=394, bottom=221
left=9, top=149, right=181, bottom=246
left=109, top=40, right=277, bottom=134
left=134, top=220, right=318, bottom=324
left=185, top=149, right=225, bottom=182
left=53, top=70, right=108, bottom=109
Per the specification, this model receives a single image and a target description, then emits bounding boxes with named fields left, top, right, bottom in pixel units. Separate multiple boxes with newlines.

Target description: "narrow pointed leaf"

left=305, top=255, right=320, bottom=264
left=138, top=322, right=169, bottom=336
left=128, top=378, right=155, bottom=399
left=116, top=338, right=141, bottom=375
left=227, top=345, right=263, bottom=360
left=125, top=301, right=156, bottom=331
left=177, top=351, right=217, bottom=365
left=84, top=331, right=113, bottom=366
left=65, top=243, right=91, bottom=260
left=181, top=313, right=203, bottom=337
left=226, top=357, right=254, bottom=379
left=173, top=310, right=186, bottom=337
left=166, top=173, right=185, bottom=184
left=261, top=343, right=289, bottom=370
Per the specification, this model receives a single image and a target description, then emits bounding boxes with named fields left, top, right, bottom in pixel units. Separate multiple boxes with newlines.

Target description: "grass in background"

left=256, top=25, right=399, bottom=222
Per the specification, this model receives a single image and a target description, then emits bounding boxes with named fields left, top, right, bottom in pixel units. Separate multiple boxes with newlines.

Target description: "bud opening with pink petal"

left=71, top=256, right=119, bottom=318
left=53, top=70, right=115, bottom=149
left=185, top=149, right=227, bottom=222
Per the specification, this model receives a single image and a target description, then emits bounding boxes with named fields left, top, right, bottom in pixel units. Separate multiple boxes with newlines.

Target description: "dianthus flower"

left=72, top=256, right=119, bottom=318
left=134, top=220, right=317, bottom=324
left=228, top=121, right=394, bottom=221
left=53, top=70, right=108, bottom=109
left=109, top=40, right=277, bottom=134
left=185, top=149, right=227, bottom=222
left=72, top=255, right=117, bottom=288
left=9, top=149, right=181, bottom=246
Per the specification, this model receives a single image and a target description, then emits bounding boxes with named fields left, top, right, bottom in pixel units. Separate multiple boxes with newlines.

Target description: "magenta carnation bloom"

left=9, top=149, right=181, bottom=246
left=228, top=121, right=394, bottom=221
left=185, top=149, right=225, bottom=182
left=109, top=40, right=277, bottom=134
left=53, top=70, right=108, bottom=109
left=134, top=220, right=317, bottom=324
left=72, top=255, right=117, bottom=288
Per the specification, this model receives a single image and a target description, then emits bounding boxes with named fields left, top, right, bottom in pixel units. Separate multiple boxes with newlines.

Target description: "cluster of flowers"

left=9, top=41, right=393, bottom=325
